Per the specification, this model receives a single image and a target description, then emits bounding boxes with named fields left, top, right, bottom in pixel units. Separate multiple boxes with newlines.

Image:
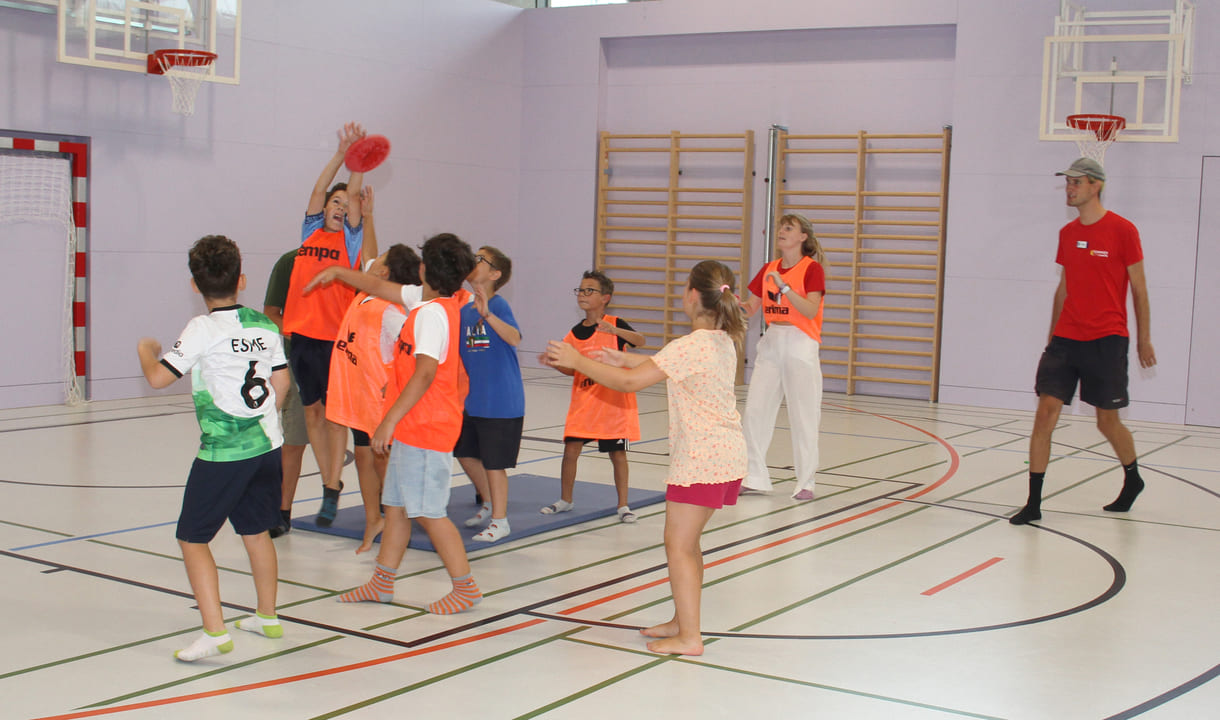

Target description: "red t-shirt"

left=748, top=258, right=825, bottom=298
left=1053, top=211, right=1143, bottom=341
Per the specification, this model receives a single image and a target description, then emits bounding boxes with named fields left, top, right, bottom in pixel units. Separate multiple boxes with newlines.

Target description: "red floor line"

left=34, top=405, right=961, bottom=719
left=921, top=557, right=1005, bottom=597
left=31, top=619, right=547, bottom=720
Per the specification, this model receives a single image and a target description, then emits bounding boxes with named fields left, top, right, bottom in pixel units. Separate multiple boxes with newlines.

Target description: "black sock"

left=1105, top=461, right=1145, bottom=512
left=1010, top=472, right=1045, bottom=525
left=280, top=509, right=291, bottom=523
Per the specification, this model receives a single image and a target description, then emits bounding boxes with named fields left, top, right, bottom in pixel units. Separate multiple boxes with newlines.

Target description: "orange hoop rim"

left=1066, top=113, right=1126, bottom=142
left=147, top=49, right=218, bottom=75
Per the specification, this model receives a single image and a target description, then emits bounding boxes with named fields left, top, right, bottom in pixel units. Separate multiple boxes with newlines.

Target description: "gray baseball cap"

left=1055, top=157, right=1105, bottom=182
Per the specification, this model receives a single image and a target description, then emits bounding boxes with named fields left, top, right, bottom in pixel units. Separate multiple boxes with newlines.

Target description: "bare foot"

left=640, top=620, right=679, bottom=638
left=356, top=518, right=384, bottom=555
left=646, top=636, right=704, bottom=656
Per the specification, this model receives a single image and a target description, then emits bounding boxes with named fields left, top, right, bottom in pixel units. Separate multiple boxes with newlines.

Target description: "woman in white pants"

left=741, top=214, right=826, bottom=500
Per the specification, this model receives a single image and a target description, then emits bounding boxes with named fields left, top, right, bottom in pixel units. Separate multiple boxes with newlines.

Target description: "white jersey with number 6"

left=161, top=305, right=288, bottom=462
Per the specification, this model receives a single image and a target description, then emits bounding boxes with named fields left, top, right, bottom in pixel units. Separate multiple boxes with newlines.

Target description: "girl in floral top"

left=546, top=260, right=746, bottom=656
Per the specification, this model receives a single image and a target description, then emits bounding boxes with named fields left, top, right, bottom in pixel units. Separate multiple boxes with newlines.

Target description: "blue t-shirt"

left=459, top=294, right=525, bottom=418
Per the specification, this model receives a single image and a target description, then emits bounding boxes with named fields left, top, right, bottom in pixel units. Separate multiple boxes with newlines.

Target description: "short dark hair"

left=324, top=182, right=347, bottom=207
left=421, top=233, right=476, bottom=297
left=480, top=246, right=512, bottom=291
left=385, top=244, right=421, bottom=286
left=188, top=235, right=242, bottom=299
left=582, top=269, right=613, bottom=296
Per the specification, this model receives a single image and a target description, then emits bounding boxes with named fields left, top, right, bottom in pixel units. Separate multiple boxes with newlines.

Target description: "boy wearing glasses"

left=539, top=270, right=645, bottom=523
left=456, top=247, right=525, bottom=542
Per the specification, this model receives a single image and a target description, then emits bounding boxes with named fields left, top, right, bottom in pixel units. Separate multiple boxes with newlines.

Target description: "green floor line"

left=80, top=636, right=343, bottom=709
left=0, top=610, right=297, bottom=681
left=0, top=518, right=73, bottom=537
left=309, top=627, right=587, bottom=719
left=564, top=636, right=1005, bottom=719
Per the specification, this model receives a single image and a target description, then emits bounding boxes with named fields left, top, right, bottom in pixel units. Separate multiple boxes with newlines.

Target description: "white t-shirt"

left=410, top=300, right=449, bottom=363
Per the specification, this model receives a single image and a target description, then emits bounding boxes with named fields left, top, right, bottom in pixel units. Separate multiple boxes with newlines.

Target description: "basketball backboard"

left=1039, top=0, right=1193, bottom=142
left=46, top=0, right=241, bottom=84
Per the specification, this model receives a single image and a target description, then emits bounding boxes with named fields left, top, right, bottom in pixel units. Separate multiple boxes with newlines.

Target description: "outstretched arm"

left=305, top=265, right=405, bottom=304
left=546, top=340, right=665, bottom=392
left=1127, top=261, right=1156, bottom=368
left=306, top=123, right=365, bottom=216
left=596, top=318, right=646, bottom=348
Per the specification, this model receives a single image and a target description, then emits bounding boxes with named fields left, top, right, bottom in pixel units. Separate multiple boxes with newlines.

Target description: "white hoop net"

left=1067, top=115, right=1125, bottom=165
left=155, top=52, right=216, bottom=116
left=0, top=154, right=84, bottom=405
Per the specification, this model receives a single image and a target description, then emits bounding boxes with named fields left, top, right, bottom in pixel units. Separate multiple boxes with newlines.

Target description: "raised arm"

left=306, top=123, right=365, bottom=215
left=358, top=186, right=377, bottom=262
left=1127, top=261, right=1156, bottom=368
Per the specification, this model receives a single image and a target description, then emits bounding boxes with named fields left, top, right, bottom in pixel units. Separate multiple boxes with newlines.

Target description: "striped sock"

left=174, top=628, right=233, bottom=662
left=338, top=562, right=396, bottom=603
left=235, top=611, right=283, bottom=638
left=427, top=573, right=482, bottom=615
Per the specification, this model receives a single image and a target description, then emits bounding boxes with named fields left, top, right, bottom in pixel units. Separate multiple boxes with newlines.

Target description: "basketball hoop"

left=147, top=49, right=218, bottom=117
left=1066, top=114, right=1126, bottom=165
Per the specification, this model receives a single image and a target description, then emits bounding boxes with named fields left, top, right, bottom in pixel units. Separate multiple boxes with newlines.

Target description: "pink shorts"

left=666, top=479, right=742, bottom=509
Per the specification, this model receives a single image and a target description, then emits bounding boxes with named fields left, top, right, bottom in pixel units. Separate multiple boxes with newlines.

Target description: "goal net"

left=0, top=153, right=84, bottom=405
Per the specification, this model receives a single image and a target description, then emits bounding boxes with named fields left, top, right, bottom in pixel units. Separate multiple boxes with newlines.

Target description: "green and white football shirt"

left=161, top=305, right=288, bottom=462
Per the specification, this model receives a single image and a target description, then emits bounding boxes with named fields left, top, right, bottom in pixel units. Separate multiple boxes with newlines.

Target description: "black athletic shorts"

left=1035, top=334, right=1129, bottom=410
left=454, top=414, right=524, bottom=470
left=288, top=333, right=335, bottom=406
left=352, top=428, right=370, bottom=447
left=176, top=449, right=282, bottom=543
left=564, top=436, right=629, bottom=453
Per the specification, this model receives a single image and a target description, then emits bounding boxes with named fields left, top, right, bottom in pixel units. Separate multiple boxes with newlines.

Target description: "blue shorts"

left=383, top=441, right=453, bottom=519
left=176, top=449, right=282, bottom=543
left=289, top=334, right=334, bottom=406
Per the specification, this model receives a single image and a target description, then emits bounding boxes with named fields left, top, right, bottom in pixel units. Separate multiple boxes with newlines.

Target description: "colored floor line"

left=23, top=404, right=961, bottom=718
left=921, top=556, right=1005, bottom=596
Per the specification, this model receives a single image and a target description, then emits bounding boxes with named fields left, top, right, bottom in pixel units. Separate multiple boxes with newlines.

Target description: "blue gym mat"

left=291, top=472, right=666, bottom=551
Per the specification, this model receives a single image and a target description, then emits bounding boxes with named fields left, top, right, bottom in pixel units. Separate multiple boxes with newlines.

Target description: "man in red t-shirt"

left=1011, top=158, right=1158, bottom=526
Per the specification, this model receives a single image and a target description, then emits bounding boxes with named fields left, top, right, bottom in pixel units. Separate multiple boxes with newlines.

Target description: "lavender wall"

left=3, top=0, right=1213, bottom=425
left=0, top=0, right=525, bottom=402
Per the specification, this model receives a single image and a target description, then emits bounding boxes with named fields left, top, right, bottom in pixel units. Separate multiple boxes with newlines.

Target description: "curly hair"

left=384, top=243, right=421, bottom=286
left=188, top=235, right=242, bottom=299
left=421, top=233, right=476, bottom=297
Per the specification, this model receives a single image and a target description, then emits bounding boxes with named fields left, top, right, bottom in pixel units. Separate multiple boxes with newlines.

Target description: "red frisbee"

left=344, top=134, right=391, bottom=172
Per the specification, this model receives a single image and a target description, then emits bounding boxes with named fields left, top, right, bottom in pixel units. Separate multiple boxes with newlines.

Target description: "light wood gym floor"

left=2, top=368, right=1218, bottom=719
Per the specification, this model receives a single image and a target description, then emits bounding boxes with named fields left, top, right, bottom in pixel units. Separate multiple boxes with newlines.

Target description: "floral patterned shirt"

left=651, top=329, right=747, bottom=486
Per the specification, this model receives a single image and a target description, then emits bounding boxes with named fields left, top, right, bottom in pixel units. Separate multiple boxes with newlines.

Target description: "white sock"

left=474, top=518, right=511, bottom=542
left=174, top=629, right=233, bottom=662
left=541, top=499, right=573, bottom=514
left=464, top=502, right=492, bottom=527
left=235, top=612, right=283, bottom=638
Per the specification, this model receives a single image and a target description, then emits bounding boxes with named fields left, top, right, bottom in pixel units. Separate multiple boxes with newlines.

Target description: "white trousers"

left=742, top=324, right=822, bottom=495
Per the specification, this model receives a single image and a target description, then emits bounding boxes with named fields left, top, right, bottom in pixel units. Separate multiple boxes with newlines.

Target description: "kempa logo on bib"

left=1090, top=249, right=1110, bottom=258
